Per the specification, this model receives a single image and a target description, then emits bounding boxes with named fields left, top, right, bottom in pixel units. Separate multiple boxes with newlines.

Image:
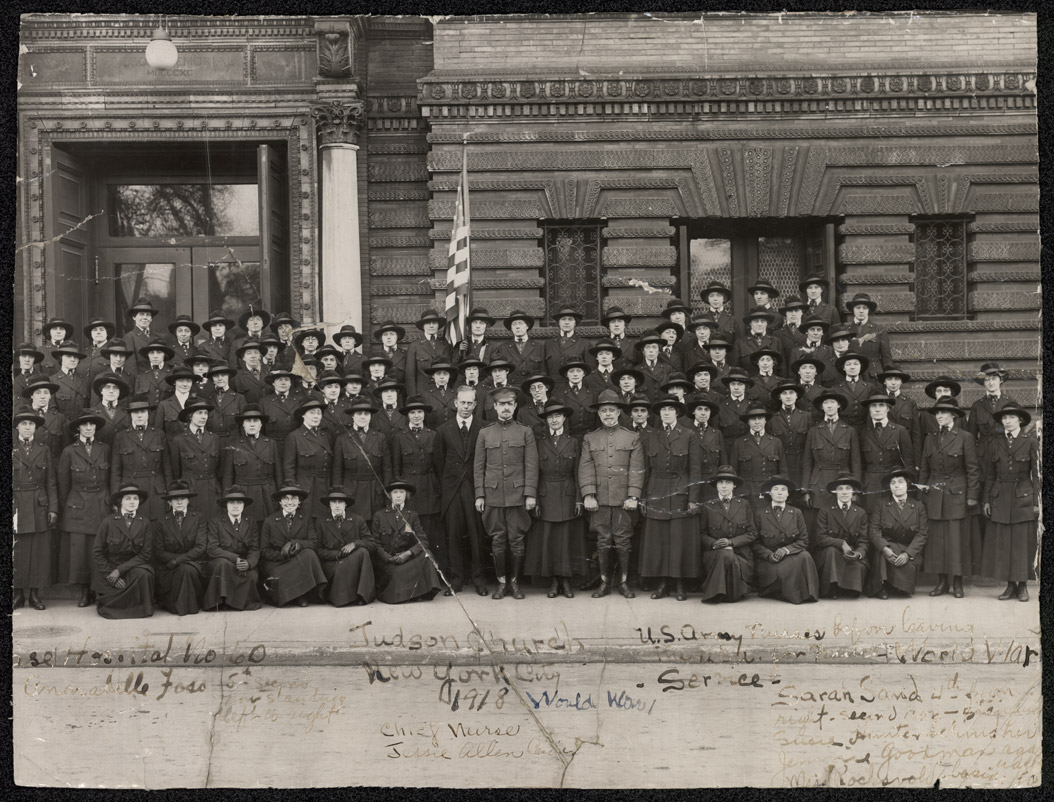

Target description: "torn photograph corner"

left=11, top=8, right=1041, bottom=789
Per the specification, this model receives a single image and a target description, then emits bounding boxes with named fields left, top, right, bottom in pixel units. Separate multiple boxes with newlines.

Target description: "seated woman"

left=812, top=475, right=870, bottom=599
left=372, top=479, right=442, bottom=604
left=316, top=487, right=377, bottom=606
left=203, top=486, right=263, bottom=611
left=258, top=483, right=328, bottom=607
left=153, top=480, right=207, bottom=616
left=868, top=468, right=929, bottom=599
left=698, top=466, right=757, bottom=603
left=91, top=484, right=155, bottom=619
left=752, top=476, right=819, bottom=604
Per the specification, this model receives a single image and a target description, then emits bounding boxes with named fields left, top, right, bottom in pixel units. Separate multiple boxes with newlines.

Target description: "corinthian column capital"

left=311, top=100, right=365, bottom=147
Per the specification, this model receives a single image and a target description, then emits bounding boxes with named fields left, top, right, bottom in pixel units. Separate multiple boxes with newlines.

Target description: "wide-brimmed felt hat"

left=42, top=317, right=76, bottom=339
left=924, top=398, right=967, bottom=418
left=386, top=478, right=417, bottom=494
left=456, top=358, right=486, bottom=373
left=651, top=394, right=686, bottom=414
left=83, top=318, right=117, bottom=340
left=236, top=405, right=269, bottom=422
left=257, top=334, right=285, bottom=352
left=424, top=360, right=459, bottom=376
left=125, top=300, right=159, bottom=319
left=996, top=405, right=1031, bottom=427
left=264, top=368, right=297, bottom=384
left=400, top=395, right=434, bottom=415
left=722, top=367, right=755, bottom=387
left=69, top=410, right=107, bottom=432
left=162, top=480, right=197, bottom=500
left=589, top=339, right=623, bottom=358
left=742, top=307, right=776, bottom=325
left=485, top=358, right=515, bottom=373
left=373, top=377, right=405, bottom=396
left=111, top=484, right=149, bottom=506
left=168, top=314, right=201, bottom=337
left=590, top=389, right=627, bottom=411
left=863, top=392, right=895, bottom=407
left=178, top=397, right=214, bottom=421
left=748, top=279, right=781, bottom=298
left=924, top=375, right=962, bottom=398
left=882, top=467, right=916, bottom=486
left=749, top=348, right=783, bottom=365
left=20, top=375, right=59, bottom=398
left=799, top=274, right=829, bottom=291
left=520, top=373, right=555, bottom=394
left=700, top=280, right=732, bottom=302
left=826, top=475, right=862, bottom=493
left=661, top=372, right=694, bottom=391
left=371, top=321, right=406, bottom=341
left=877, top=365, right=912, bottom=382
left=332, top=325, right=364, bottom=346
left=201, top=309, right=235, bottom=329
left=540, top=399, right=574, bottom=419
left=414, top=309, right=447, bottom=330
left=235, top=339, right=266, bottom=358
left=320, top=487, right=355, bottom=505
left=466, top=307, right=496, bottom=326
left=976, top=362, right=1009, bottom=383
left=362, top=354, right=393, bottom=371
left=346, top=397, right=378, bottom=414
left=503, top=310, right=535, bottom=330
left=270, top=311, right=300, bottom=332
left=801, top=316, right=831, bottom=332
left=846, top=293, right=879, bottom=313
left=762, top=475, right=796, bottom=495
left=825, top=324, right=854, bottom=343
left=294, top=397, right=326, bottom=417
left=705, top=337, right=733, bottom=351
left=125, top=394, right=157, bottom=413
left=12, top=408, right=45, bottom=428
left=271, top=483, right=309, bottom=501
left=601, top=306, right=633, bottom=326
left=611, top=367, right=645, bottom=386
left=293, top=327, right=325, bottom=348
left=238, top=307, right=271, bottom=331
left=836, top=351, right=870, bottom=373
left=558, top=357, right=591, bottom=376
left=316, top=370, right=347, bottom=388
left=51, top=341, right=87, bottom=361
left=627, top=393, right=652, bottom=410
left=686, top=362, right=719, bottom=382
left=183, top=350, right=214, bottom=366
left=813, top=390, right=848, bottom=411
left=207, top=362, right=237, bottom=377
left=771, top=382, right=805, bottom=401
left=687, top=314, right=718, bottom=331
left=781, top=295, right=807, bottom=313
left=636, top=332, right=665, bottom=348
left=13, top=342, right=44, bottom=363
left=551, top=305, right=584, bottom=322
left=92, top=372, right=130, bottom=399
left=686, top=395, right=722, bottom=416
left=791, top=355, right=827, bottom=374
left=662, top=298, right=692, bottom=317
left=139, top=337, right=175, bottom=360
left=218, top=486, right=255, bottom=506
left=655, top=321, right=685, bottom=339
left=710, top=465, right=743, bottom=485
left=738, top=405, right=774, bottom=422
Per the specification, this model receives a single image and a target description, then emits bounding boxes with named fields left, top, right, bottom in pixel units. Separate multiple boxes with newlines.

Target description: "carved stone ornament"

left=317, top=30, right=352, bottom=79
left=311, top=100, right=365, bottom=146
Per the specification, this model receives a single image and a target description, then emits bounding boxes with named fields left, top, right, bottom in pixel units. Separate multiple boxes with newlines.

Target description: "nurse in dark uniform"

left=91, top=484, right=155, bottom=619
left=867, top=468, right=928, bottom=598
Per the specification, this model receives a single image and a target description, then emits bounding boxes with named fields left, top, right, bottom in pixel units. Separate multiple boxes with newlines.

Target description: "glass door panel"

left=102, top=247, right=191, bottom=335
left=192, top=245, right=262, bottom=323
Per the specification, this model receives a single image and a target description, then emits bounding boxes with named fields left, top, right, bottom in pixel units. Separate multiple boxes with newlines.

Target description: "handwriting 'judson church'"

left=13, top=13, right=1039, bottom=612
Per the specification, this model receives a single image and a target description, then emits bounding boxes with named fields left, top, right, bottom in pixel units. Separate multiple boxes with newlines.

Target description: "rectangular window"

left=913, top=219, right=967, bottom=319
left=107, top=183, right=259, bottom=237
left=544, top=224, right=601, bottom=326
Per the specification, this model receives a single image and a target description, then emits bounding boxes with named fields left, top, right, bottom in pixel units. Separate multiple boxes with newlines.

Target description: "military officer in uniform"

left=12, top=409, right=58, bottom=611
left=110, top=394, right=171, bottom=521
left=859, top=393, right=914, bottom=513
left=698, top=466, right=757, bottom=603
left=801, top=390, right=862, bottom=512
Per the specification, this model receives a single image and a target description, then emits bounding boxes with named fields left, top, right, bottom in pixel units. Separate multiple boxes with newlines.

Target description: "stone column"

left=312, top=99, right=365, bottom=333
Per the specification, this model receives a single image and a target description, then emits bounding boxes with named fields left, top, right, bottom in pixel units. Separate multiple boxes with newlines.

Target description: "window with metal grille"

left=913, top=219, right=967, bottom=319
left=544, top=224, right=602, bottom=326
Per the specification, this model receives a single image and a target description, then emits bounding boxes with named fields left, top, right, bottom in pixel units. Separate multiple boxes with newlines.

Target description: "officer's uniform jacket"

left=316, top=512, right=377, bottom=562
left=699, top=496, right=757, bottom=559
left=88, top=402, right=131, bottom=446
left=545, top=332, right=592, bottom=378
left=730, top=432, right=786, bottom=499
left=850, top=321, right=892, bottom=380
left=57, top=439, right=112, bottom=535
left=111, top=426, right=171, bottom=517
left=260, top=392, right=301, bottom=446
left=373, top=405, right=408, bottom=442
left=534, top=429, right=582, bottom=523
left=639, top=424, right=702, bottom=519
left=233, top=367, right=268, bottom=404
left=154, top=511, right=207, bottom=566
left=32, top=405, right=70, bottom=462
left=135, top=365, right=174, bottom=408
left=405, top=336, right=453, bottom=396
left=553, top=381, right=597, bottom=438
left=918, top=425, right=979, bottom=520
left=868, top=498, right=928, bottom=558
left=636, top=359, right=673, bottom=401
left=752, top=373, right=786, bottom=405
left=92, top=513, right=153, bottom=575
left=167, top=338, right=197, bottom=368
left=207, top=514, right=260, bottom=567
left=769, top=407, right=811, bottom=485
left=474, top=418, right=539, bottom=506
left=206, top=388, right=246, bottom=442
left=803, top=300, right=841, bottom=328
left=829, top=377, right=878, bottom=428
left=813, top=503, right=870, bottom=556
left=578, top=425, right=644, bottom=507
left=860, top=421, right=914, bottom=491
left=220, top=435, right=281, bottom=509
left=493, top=338, right=546, bottom=387
left=753, top=504, right=809, bottom=560
left=52, top=370, right=89, bottom=421
left=123, top=327, right=156, bottom=372
left=717, top=395, right=752, bottom=442
left=966, top=392, right=1020, bottom=451
left=283, top=426, right=334, bottom=515
left=154, top=393, right=192, bottom=439
left=984, top=430, right=1038, bottom=525
left=584, top=367, right=617, bottom=394
left=260, top=509, right=318, bottom=562
left=391, top=426, right=441, bottom=517
left=195, top=334, right=236, bottom=368
left=371, top=345, right=408, bottom=384
left=319, top=398, right=351, bottom=443
left=801, top=420, right=862, bottom=503
left=688, top=423, right=726, bottom=491
left=420, top=384, right=457, bottom=431
left=12, top=438, right=57, bottom=534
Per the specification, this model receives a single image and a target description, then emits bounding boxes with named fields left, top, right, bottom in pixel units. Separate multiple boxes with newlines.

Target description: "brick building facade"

left=17, top=12, right=1040, bottom=410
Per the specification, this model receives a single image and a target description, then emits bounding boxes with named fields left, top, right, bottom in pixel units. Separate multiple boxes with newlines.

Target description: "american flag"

left=444, top=148, right=471, bottom=348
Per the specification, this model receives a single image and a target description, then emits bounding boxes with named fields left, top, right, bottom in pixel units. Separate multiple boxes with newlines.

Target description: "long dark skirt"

left=376, top=553, right=441, bottom=604
left=756, top=551, right=819, bottom=604
left=638, top=516, right=701, bottom=579
left=321, top=549, right=377, bottom=606
left=868, top=552, right=921, bottom=595
left=814, top=547, right=869, bottom=595
left=58, top=531, right=93, bottom=585
left=13, top=530, right=55, bottom=588
left=260, top=550, right=328, bottom=606
left=698, top=548, right=754, bottom=602
left=92, top=566, right=155, bottom=619
left=924, top=518, right=971, bottom=576
left=525, top=518, right=587, bottom=578
left=981, top=520, right=1038, bottom=582
left=203, top=558, right=263, bottom=610
left=157, top=560, right=206, bottom=616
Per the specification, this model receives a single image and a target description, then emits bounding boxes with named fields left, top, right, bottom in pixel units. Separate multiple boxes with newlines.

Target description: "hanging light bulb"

left=145, top=21, right=178, bottom=70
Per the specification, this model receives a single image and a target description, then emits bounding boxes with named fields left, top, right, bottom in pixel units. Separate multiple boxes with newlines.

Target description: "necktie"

left=175, top=514, right=184, bottom=526
left=875, top=423, right=883, bottom=430
left=233, top=518, right=240, bottom=527
left=429, top=336, right=436, bottom=344
left=941, top=425, right=951, bottom=433
left=285, top=514, right=293, bottom=531
left=516, top=339, right=525, bottom=353
left=334, top=516, right=344, bottom=523
left=278, top=394, right=287, bottom=402
left=722, top=500, right=731, bottom=511
left=1007, top=434, right=1014, bottom=448
left=387, top=348, right=395, bottom=356
left=84, top=438, right=93, bottom=450
left=827, top=419, right=836, bottom=433
left=665, top=425, right=673, bottom=437
left=195, top=429, right=203, bottom=443
left=460, top=422, right=469, bottom=445
left=842, top=504, right=850, bottom=512
left=21, top=439, right=32, bottom=449
left=125, top=513, right=134, bottom=523
left=774, top=506, right=783, bottom=517
left=989, top=395, right=998, bottom=403
left=663, top=346, right=671, bottom=356
left=754, top=432, right=762, bottom=443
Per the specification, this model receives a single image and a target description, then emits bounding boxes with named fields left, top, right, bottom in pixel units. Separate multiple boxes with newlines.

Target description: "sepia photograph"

left=10, top=7, right=1042, bottom=788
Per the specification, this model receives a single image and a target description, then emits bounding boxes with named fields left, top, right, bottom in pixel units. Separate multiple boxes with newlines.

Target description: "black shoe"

left=929, top=579, right=949, bottom=597
left=561, top=578, right=574, bottom=599
left=1016, top=584, right=1029, bottom=602
left=510, top=580, right=525, bottom=600
left=952, top=578, right=964, bottom=599
left=876, top=588, right=889, bottom=600
left=27, top=590, right=46, bottom=611
left=651, top=581, right=668, bottom=600
left=675, top=581, right=687, bottom=601
left=998, top=582, right=1016, bottom=601
left=76, top=586, right=92, bottom=608
left=579, top=575, right=602, bottom=591
left=295, top=597, right=309, bottom=607
left=547, top=578, right=559, bottom=599
left=492, top=583, right=509, bottom=600
left=825, top=588, right=839, bottom=600
left=12, top=591, right=25, bottom=610
left=474, top=582, right=488, bottom=597
left=591, top=578, right=611, bottom=598
left=617, top=580, right=635, bottom=599
left=443, top=588, right=454, bottom=596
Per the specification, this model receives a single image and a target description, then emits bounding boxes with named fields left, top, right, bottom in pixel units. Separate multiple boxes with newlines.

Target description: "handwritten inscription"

left=13, top=634, right=267, bottom=670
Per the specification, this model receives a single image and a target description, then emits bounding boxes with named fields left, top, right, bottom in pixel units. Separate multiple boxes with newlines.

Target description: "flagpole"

left=462, top=133, right=471, bottom=314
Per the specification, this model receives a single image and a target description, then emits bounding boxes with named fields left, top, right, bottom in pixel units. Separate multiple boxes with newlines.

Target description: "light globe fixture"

left=145, top=22, right=178, bottom=70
